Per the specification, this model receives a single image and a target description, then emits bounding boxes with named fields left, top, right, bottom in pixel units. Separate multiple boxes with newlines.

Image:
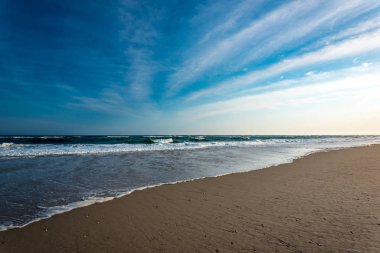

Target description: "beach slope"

left=1, top=145, right=380, bottom=252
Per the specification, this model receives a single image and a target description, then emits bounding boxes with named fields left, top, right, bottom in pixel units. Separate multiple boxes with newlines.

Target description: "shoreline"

left=0, top=144, right=371, bottom=232
left=1, top=144, right=380, bottom=252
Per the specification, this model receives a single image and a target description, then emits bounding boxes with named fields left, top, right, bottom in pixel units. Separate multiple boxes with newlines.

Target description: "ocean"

left=0, top=135, right=379, bottom=230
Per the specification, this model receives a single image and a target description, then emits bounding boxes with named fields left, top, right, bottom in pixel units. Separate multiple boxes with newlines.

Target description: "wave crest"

left=1, top=142, right=14, bottom=148
left=151, top=138, right=173, bottom=144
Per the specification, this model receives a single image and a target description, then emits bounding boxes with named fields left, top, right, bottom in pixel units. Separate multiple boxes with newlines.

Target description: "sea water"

left=0, top=135, right=379, bottom=230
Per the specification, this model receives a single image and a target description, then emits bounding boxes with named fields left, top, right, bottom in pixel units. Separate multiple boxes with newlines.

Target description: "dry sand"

left=1, top=145, right=380, bottom=252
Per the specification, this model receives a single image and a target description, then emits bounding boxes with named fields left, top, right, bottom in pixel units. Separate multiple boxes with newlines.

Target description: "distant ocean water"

left=0, top=135, right=379, bottom=230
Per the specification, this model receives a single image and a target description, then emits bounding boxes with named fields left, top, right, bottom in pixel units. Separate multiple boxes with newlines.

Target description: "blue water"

left=0, top=135, right=379, bottom=230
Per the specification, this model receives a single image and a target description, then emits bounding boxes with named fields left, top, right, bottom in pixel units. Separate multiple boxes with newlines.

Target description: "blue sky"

left=1, top=0, right=380, bottom=134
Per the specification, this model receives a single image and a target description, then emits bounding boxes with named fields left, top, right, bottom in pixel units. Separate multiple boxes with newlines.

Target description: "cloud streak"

left=183, top=66, right=380, bottom=120
left=186, top=28, right=380, bottom=101
left=125, top=47, right=156, bottom=100
left=166, top=0, right=380, bottom=97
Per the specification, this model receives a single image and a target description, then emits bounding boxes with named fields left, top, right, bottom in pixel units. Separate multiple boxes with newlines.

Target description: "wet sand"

left=1, top=145, right=380, bottom=252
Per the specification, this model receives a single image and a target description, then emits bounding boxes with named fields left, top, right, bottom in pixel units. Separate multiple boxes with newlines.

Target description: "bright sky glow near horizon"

left=1, top=0, right=380, bottom=135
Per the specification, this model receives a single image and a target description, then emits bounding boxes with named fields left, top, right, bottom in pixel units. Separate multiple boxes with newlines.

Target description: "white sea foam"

left=1, top=136, right=34, bottom=139
left=191, top=136, right=206, bottom=140
left=0, top=136, right=379, bottom=157
left=0, top=196, right=115, bottom=231
left=144, top=135, right=169, bottom=137
left=0, top=140, right=263, bottom=157
left=152, top=138, right=174, bottom=144
left=0, top=142, right=14, bottom=148
left=39, top=136, right=64, bottom=139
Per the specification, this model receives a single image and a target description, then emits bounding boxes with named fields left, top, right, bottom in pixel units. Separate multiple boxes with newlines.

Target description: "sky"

left=1, top=0, right=380, bottom=135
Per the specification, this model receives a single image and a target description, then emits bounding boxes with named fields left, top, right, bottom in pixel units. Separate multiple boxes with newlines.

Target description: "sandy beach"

left=1, top=145, right=380, bottom=252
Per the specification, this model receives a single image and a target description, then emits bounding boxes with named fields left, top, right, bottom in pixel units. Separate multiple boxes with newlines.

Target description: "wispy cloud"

left=182, top=66, right=380, bottom=120
left=167, top=0, right=311, bottom=95
left=236, top=0, right=380, bottom=69
left=66, top=86, right=136, bottom=116
left=192, top=0, right=260, bottom=45
left=68, top=0, right=163, bottom=114
left=186, top=29, right=380, bottom=101
left=125, top=47, right=156, bottom=100
left=119, top=0, right=162, bottom=46
left=119, top=0, right=162, bottom=101
left=304, top=13, right=380, bottom=51
left=166, top=0, right=380, bottom=96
